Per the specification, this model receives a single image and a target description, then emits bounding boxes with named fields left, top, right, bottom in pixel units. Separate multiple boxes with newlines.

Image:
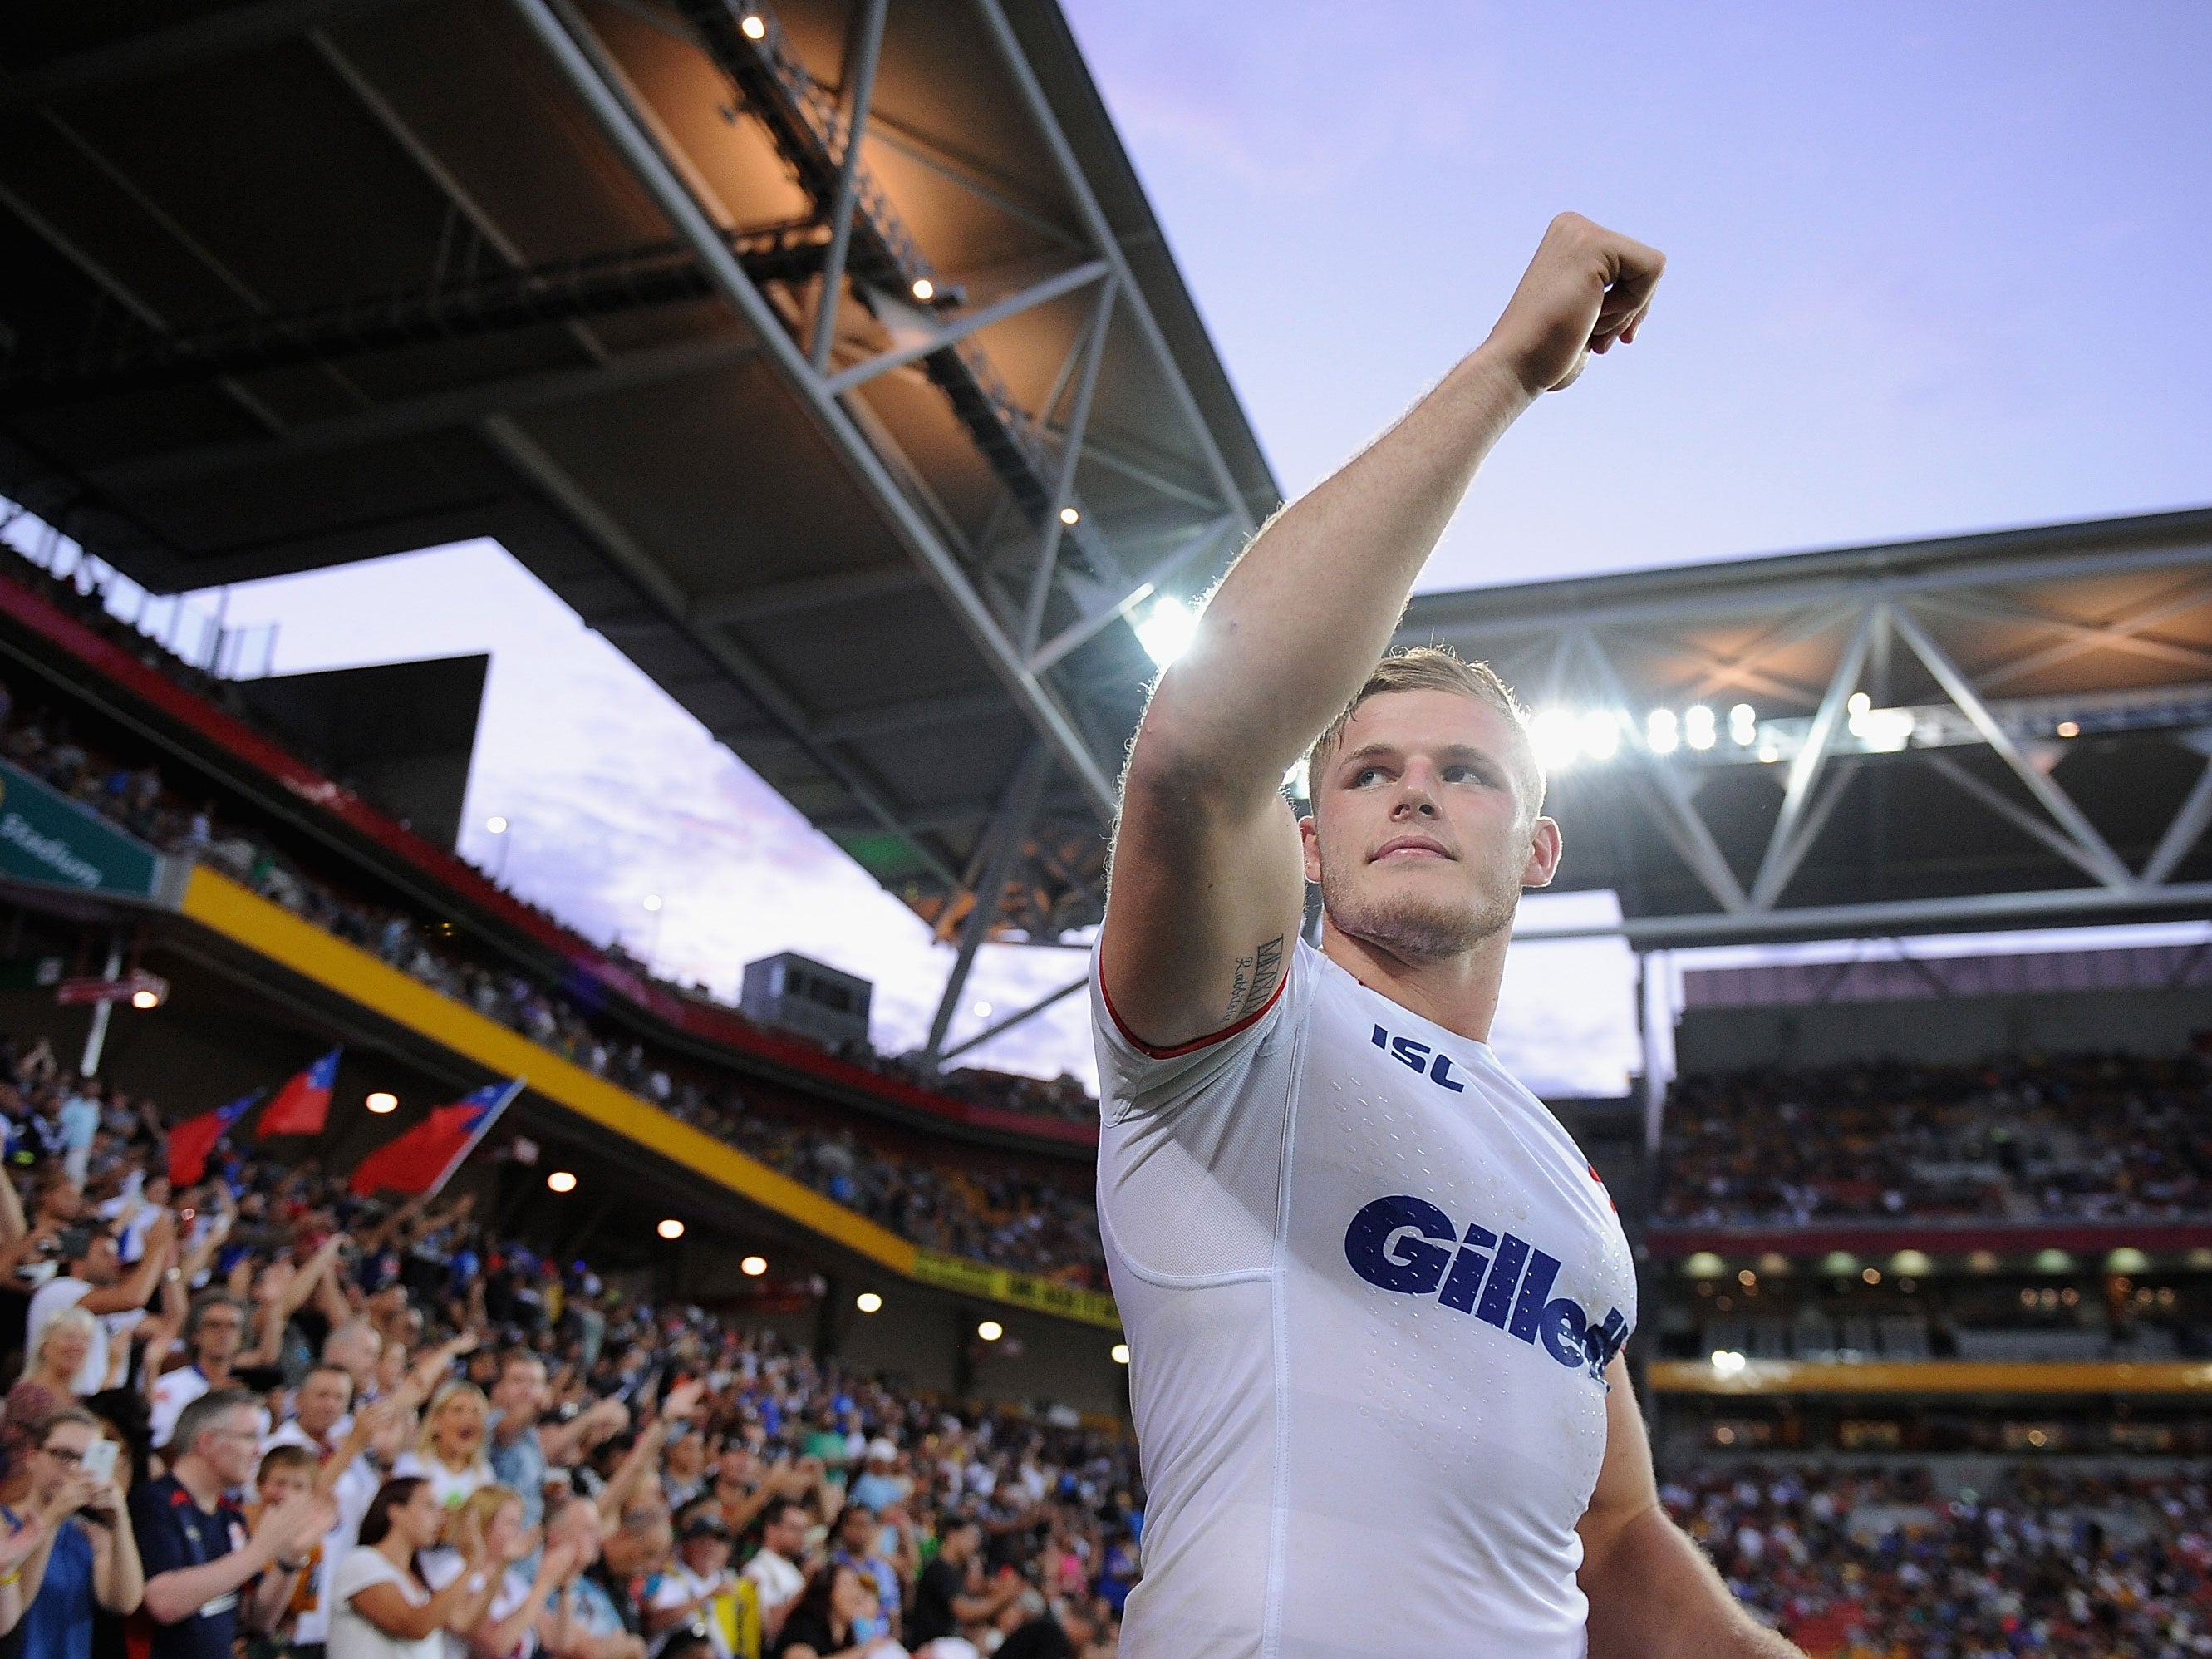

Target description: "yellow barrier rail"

left=1649, top=1357, right=2212, bottom=1396
left=179, top=868, right=1121, bottom=1329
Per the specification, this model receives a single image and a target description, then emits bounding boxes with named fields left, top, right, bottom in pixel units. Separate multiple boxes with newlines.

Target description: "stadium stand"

left=0, top=1019, right=1136, bottom=1657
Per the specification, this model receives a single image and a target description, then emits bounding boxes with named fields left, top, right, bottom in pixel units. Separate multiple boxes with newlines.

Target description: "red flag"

left=258, top=1048, right=339, bottom=1137
left=349, top=1080, right=522, bottom=1198
left=168, top=1094, right=258, bottom=1187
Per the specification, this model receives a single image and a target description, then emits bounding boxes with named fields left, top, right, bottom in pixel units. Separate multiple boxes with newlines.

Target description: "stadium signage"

left=912, top=1248, right=1120, bottom=1331
left=0, top=758, right=161, bottom=899
left=1344, top=1193, right=1629, bottom=1381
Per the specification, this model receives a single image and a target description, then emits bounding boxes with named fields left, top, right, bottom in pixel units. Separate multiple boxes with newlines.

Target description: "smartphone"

left=81, top=1439, right=117, bottom=1484
left=56, top=1226, right=91, bottom=1260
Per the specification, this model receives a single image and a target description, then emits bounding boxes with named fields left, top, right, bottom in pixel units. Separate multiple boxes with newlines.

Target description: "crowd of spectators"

left=1659, top=1052, right=2212, bottom=1228
left=0, top=657, right=1108, bottom=1291
left=0, top=1023, right=1135, bottom=1658
left=0, top=532, right=1099, bottom=1127
left=1668, top=1460, right=2212, bottom=1657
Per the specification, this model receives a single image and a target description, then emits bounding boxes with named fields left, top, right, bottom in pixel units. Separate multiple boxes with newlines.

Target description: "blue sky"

left=197, top=3, right=2210, bottom=1095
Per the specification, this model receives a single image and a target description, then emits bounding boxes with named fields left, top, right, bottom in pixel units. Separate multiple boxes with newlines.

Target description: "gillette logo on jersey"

left=1344, top=1193, right=1629, bottom=1381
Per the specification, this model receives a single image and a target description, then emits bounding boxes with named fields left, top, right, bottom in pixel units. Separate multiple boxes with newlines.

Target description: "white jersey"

left=1094, top=941, right=1636, bottom=1659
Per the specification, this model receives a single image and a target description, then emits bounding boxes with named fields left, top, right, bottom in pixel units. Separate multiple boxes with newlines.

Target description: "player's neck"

left=1318, top=918, right=1507, bottom=1043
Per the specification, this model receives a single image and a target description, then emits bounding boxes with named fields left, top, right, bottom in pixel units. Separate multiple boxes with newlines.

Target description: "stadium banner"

left=912, top=1248, right=1120, bottom=1331
left=0, top=757, right=162, bottom=899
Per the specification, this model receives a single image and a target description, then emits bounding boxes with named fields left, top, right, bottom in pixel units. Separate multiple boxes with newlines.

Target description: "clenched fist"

left=1483, top=213, right=1664, bottom=395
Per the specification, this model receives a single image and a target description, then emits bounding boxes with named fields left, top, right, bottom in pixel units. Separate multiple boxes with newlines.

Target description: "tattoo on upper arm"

left=1225, top=936, right=1285, bottom=1022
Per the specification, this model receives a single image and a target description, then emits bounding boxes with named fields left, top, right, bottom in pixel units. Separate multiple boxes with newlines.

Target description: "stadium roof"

left=1397, top=507, right=2212, bottom=948
left=0, top=0, right=1278, bottom=1055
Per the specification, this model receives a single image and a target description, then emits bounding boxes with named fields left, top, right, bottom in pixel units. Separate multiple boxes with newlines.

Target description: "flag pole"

left=423, top=1077, right=526, bottom=1201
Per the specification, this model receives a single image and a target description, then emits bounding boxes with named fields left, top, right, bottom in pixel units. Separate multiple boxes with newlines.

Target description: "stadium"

left=0, top=4, right=2206, bottom=1658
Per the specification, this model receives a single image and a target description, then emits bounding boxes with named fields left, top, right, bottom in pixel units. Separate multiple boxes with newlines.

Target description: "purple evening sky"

left=200, top=3, right=2210, bottom=1095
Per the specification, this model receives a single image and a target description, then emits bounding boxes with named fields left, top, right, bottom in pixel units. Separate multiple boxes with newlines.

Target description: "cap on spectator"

left=867, top=1437, right=898, bottom=1463
left=681, top=1512, right=732, bottom=1541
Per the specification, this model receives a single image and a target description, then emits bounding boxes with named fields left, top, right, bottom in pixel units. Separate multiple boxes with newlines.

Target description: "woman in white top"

left=393, top=1382, right=494, bottom=1509
left=420, top=1483, right=582, bottom=1659
left=329, top=1476, right=492, bottom=1659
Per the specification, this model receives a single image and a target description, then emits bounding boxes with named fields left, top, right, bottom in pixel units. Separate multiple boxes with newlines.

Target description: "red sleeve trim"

left=1098, top=960, right=1290, bottom=1061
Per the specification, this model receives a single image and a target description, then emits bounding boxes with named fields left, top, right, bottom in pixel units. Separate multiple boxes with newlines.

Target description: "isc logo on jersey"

left=1343, top=1192, right=1629, bottom=1384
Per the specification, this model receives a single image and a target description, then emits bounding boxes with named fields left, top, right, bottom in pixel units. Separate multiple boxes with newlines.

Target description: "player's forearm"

left=1580, top=1507, right=1802, bottom=1659
left=1138, top=345, right=1535, bottom=795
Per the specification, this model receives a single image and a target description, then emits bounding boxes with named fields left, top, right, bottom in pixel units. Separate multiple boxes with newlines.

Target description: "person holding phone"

left=15, top=1408, right=145, bottom=1658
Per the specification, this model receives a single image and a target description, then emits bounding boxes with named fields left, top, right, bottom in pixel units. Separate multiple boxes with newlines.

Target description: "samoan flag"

left=348, top=1079, right=524, bottom=1198
left=169, top=1093, right=259, bottom=1187
left=257, top=1048, right=340, bottom=1138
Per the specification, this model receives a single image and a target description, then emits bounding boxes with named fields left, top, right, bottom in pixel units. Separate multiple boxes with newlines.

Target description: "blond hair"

left=416, top=1380, right=492, bottom=1473
left=1305, top=646, right=1543, bottom=813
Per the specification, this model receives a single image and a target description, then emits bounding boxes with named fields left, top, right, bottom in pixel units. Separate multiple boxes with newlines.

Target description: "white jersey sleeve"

left=1090, top=941, right=1310, bottom=1282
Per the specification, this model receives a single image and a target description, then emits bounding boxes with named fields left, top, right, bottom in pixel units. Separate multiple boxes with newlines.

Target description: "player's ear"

left=1522, top=816, right=1562, bottom=889
left=1299, top=815, right=1322, bottom=886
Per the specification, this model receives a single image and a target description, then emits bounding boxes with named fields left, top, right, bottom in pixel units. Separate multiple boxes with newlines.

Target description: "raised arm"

left=1099, top=214, right=1662, bottom=1050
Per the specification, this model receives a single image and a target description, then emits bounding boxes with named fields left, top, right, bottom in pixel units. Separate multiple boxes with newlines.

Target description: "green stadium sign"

left=0, top=759, right=161, bottom=900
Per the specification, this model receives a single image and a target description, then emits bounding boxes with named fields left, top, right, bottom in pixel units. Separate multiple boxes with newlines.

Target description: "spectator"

left=149, top=1293, right=248, bottom=1449
left=541, top=1497, right=644, bottom=1659
left=489, top=1351, right=626, bottom=1530
left=644, top=1511, right=742, bottom=1659
left=905, top=1517, right=1017, bottom=1649
left=14, top=1407, right=144, bottom=1657
left=766, top=1563, right=882, bottom=1659
left=325, top=1320, right=385, bottom=1403
left=590, top=1506, right=673, bottom=1646
left=990, top=1596, right=1095, bottom=1659
left=846, top=1444, right=906, bottom=1516
left=826, top=1504, right=901, bottom=1640
left=25, top=1209, right=176, bottom=1398
left=396, top=1382, right=495, bottom=1508
left=740, top=1502, right=809, bottom=1644
left=57, top=1084, right=99, bottom=1189
left=0, top=1505, right=51, bottom=1642
left=328, top=1476, right=488, bottom=1659
left=134, top=1387, right=331, bottom=1659
left=422, top=1483, right=578, bottom=1659
left=11, top=1304, right=100, bottom=1425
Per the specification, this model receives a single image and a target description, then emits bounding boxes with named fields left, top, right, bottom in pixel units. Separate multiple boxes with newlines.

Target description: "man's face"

left=297, top=1370, right=353, bottom=1436
left=1304, top=691, right=1559, bottom=962
left=493, top=1359, right=547, bottom=1420
left=194, top=1303, right=246, bottom=1367
left=764, top=1507, right=807, bottom=1558
left=329, top=1325, right=381, bottom=1384
left=36, top=1420, right=94, bottom=1504
left=837, top=1506, right=874, bottom=1552
left=198, top=1408, right=263, bottom=1488
left=258, top=1465, right=312, bottom=1509
left=78, top=1231, right=120, bottom=1286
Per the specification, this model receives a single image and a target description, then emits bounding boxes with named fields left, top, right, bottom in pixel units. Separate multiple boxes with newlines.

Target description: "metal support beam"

left=924, top=745, right=1054, bottom=1066
left=509, top=0, right=1119, bottom=816
left=1510, top=879, right=2212, bottom=948
left=1020, top=276, right=1116, bottom=653
left=1917, top=583, right=2212, bottom=687
left=971, top=0, right=1258, bottom=537
left=820, top=259, right=1110, bottom=395
left=1575, top=633, right=1748, bottom=913
left=90, top=336, right=758, bottom=494
left=1920, top=753, right=2116, bottom=886
left=1750, top=605, right=1876, bottom=908
left=689, top=564, right=922, bottom=628
left=1029, top=515, right=1232, bottom=674
left=1752, top=756, right=1861, bottom=906
left=936, top=972, right=1088, bottom=1064
left=0, top=0, right=412, bottom=111
left=2144, top=751, right=2212, bottom=885
left=809, top=0, right=888, bottom=371
left=1890, top=603, right=2135, bottom=889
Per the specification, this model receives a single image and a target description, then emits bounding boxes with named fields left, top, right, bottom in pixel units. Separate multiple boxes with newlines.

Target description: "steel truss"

left=1403, top=521, right=2212, bottom=947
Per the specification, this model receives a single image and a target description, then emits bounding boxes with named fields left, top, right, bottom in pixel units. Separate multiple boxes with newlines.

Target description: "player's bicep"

left=1099, top=747, right=1307, bottom=1055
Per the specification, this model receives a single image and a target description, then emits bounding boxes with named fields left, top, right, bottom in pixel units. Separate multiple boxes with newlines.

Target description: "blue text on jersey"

left=1344, top=1193, right=1629, bottom=1381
